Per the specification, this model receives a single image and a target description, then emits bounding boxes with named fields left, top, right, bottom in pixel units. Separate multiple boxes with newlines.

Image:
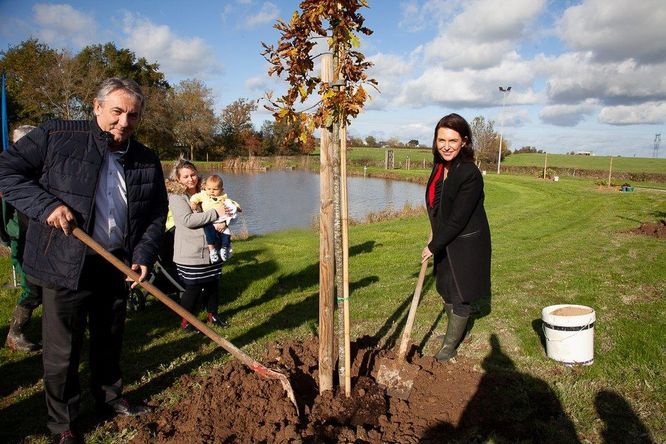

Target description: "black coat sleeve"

left=428, top=164, right=484, bottom=256
left=0, top=126, right=63, bottom=223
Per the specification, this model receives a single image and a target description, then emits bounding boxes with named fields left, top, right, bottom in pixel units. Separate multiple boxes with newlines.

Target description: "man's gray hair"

left=95, top=77, right=145, bottom=112
left=12, top=125, right=37, bottom=143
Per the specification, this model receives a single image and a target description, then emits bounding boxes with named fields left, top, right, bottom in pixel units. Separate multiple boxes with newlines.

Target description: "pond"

left=208, top=170, right=425, bottom=235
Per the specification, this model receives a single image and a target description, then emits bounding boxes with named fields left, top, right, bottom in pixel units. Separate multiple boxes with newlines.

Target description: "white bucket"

left=542, top=304, right=595, bottom=365
left=553, top=176, right=559, bottom=182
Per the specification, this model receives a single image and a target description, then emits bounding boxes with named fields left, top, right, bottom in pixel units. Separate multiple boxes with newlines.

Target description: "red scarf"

left=427, top=163, right=444, bottom=208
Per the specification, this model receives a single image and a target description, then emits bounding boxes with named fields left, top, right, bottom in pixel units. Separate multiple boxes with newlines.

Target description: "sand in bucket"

left=542, top=304, right=595, bottom=365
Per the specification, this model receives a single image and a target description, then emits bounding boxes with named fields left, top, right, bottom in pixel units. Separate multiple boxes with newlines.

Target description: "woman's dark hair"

left=431, top=113, right=475, bottom=164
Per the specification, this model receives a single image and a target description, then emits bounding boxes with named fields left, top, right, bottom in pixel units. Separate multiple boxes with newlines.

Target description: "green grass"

left=503, top=152, right=666, bottom=174
left=1, top=173, right=664, bottom=443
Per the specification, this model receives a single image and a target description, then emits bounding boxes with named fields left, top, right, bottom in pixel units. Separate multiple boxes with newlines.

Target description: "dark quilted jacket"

left=0, top=119, right=168, bottom=290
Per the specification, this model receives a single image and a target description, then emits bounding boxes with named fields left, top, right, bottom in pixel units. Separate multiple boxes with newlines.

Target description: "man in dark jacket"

left=0, top=77, right=168, bottom=444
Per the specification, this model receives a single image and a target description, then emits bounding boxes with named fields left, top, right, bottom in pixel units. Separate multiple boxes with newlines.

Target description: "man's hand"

left=126, top=264, right=148, bottom=289
left=46, top=204, right=76, bottom=235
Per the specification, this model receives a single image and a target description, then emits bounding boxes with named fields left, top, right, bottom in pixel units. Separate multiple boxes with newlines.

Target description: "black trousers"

left=434, top=253, right=472, bottom=317
left=42, top=254, right=127, bottom=434
left=180, top=280, right=219, bottom=316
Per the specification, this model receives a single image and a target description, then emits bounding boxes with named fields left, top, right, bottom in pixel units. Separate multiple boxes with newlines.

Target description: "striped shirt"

left=176, top=262, right=222, bottom=286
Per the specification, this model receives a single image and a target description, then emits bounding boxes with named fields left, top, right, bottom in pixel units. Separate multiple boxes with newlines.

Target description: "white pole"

left=497, top=86, right=511, bottom=175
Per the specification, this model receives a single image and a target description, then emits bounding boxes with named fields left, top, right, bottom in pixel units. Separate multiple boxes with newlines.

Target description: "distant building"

left=575, top=151, right=594, bottom=156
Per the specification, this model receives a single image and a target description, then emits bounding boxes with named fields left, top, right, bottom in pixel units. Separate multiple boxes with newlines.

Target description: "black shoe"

left=208, top=314, right=229, bottom=328
left=103, top=398, right=152, bottom=417
left=53, top=430, right=81, bottom=444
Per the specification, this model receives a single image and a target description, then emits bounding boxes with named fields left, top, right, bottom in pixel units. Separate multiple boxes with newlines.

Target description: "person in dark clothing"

left=421, top=113, right=491, bottom=362
left=0, top=77, right=168, bottom=444
left=4, top=125, right=43, bottom=352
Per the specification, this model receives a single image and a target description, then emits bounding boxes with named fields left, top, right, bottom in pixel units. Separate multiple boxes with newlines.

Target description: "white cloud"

left=244, top=2, right=278, bottom=28
left=502, top=108, right=531, bottom=127
left=558, top=0, right=666, bottom=64
left=398, top=0, right=461, bottom=32
left=121, top=13, right=221, bottom=79
left=423, top=0, right=546, bottom=68
left=540, top=53, right=666, bottom=106
left=539, top=100, right=599, bottom=126
left=32, top=3, right=96, bottom=48
left=245, top=75, right=269, bottom=92
left=598, top=102, right=666, bottom=125
left=392, top=57, right=540, bottom=109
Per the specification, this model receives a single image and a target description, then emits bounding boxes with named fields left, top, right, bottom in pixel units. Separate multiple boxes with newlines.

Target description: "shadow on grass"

left=422, top=334, right=581, bottom=443
left=595, top=390, right=654, bottom=443
left=230, top=275, right=379, bottom=350
left=532, top=318, right=547, bottom=354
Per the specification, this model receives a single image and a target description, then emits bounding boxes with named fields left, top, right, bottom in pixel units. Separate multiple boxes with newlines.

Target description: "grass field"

left=1, top=172, right=664, bottom=443
left=502, top=152, right=666, bottom=174
left=317, top=147, right=666, bottom=177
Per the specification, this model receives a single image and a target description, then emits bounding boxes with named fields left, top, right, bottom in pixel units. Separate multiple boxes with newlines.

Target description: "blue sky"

left=1, top=0, right=665, bottom=157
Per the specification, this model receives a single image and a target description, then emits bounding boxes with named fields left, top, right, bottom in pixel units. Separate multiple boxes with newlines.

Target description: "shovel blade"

left=376, top=357, right=420, bottom=400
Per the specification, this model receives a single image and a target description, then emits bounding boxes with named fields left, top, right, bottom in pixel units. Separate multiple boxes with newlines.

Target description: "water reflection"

left=209, top=170, right=424, bottom=235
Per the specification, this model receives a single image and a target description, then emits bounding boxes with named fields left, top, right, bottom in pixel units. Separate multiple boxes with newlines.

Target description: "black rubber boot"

left=435, top=312, right=468, bottom=362
left=5, top=305, right=40, bottom=352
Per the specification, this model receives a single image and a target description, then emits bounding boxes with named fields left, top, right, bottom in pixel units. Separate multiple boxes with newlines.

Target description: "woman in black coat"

left=421, top=113, right=491, bottom=361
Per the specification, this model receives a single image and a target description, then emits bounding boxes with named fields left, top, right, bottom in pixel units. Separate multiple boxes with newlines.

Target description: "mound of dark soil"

left=628, top=220, right=666, bottom=239
left=113, top=336, right=576, bottom=443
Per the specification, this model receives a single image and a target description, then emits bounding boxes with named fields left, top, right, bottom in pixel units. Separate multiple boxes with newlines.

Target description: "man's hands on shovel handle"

left=48, top=205, right=147, bottom=288
left=127, top=264, right=148, bottom=289
left=46, top=204, right=77, bottom=235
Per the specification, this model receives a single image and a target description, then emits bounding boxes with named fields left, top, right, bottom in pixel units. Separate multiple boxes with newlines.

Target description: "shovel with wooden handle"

left=376, top=260, right=429, bottom=400
left=72, top=227, right=299, bottom=415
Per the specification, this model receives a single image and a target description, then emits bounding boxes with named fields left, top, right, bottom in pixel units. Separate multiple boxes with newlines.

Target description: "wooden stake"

left=318, top=53, right=335, bottom=393
left=607, top=156, right=613, bottom=187
left=543, top=152, right=548, bottom=180
left=340, top=124, right=351, bottom=398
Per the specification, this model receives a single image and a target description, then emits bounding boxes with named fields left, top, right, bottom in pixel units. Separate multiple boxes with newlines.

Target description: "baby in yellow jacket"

left=190, top=174, right=241, bottom=263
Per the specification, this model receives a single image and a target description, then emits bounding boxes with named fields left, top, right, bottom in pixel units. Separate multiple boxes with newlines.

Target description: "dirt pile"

left=628, top=220, right=666, bottom=239
left=113, top=336, right=576, bottom=443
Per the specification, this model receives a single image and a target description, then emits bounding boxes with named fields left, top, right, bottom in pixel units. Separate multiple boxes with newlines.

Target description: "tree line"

left=0, top=39, right=314, bottom=160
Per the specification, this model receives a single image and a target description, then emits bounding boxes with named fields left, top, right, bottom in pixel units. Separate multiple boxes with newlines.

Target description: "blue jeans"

left=203, top=224, right=231, bottom=249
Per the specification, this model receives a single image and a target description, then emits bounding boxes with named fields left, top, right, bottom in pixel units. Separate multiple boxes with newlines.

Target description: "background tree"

left=385, top=136, right=402, bottom=147
left=470, top=115, right=501, bottom=164
left=171, top=79, right=218, bottom=161
left=219, top=98, right=257, bottom=157
left=407, top=139, right=420, bottom=148
left=348, top=135, right=364, bottom=147
left=0, top=39, right=60, bottom=124
left=365, top=135, right=377, bottom=147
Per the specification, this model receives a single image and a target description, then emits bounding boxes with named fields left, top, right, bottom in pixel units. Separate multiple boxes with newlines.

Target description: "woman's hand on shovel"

left=126, top=264, right=148, bottom=289
left=421, top=246, right=433, bottom=263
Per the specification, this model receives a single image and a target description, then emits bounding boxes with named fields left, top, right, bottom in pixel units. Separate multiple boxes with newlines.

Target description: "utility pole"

left=497, top=86, right=511, bottom=174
